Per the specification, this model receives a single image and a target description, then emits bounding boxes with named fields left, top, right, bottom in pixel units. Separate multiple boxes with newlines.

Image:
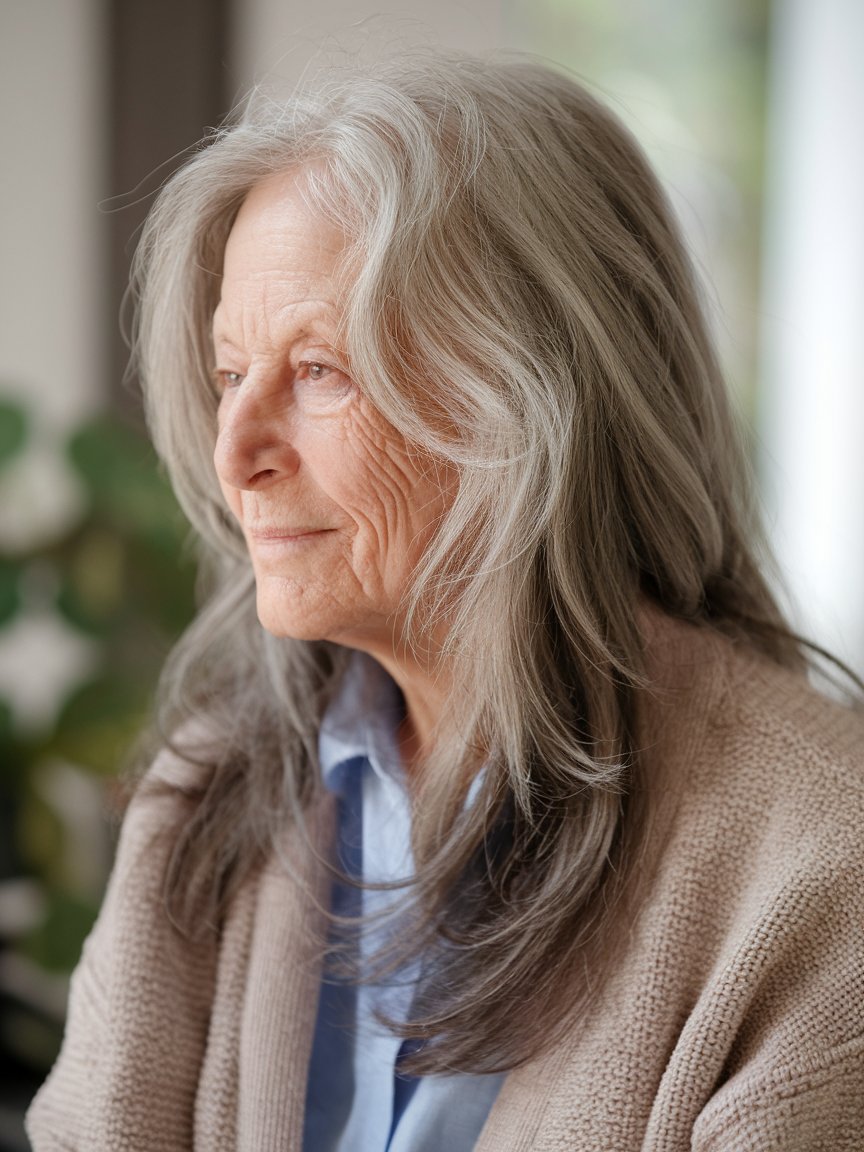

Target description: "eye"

left=295, top=360, right=354, bottom=402
left=302, top=361, right=333, bottom=381
left=213, top=369, right=244, bottom=393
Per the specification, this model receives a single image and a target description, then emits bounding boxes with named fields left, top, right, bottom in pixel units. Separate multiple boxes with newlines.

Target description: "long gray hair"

left=133, top=51, right=802, bottom=1073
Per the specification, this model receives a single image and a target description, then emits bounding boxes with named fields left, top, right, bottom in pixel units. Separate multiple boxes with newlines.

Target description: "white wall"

left=759, top=0, right=864, bottom=675
left=1, top=0, right=108, bottom=553
left=1, top=0, right=107, bottom=432
left=229, top=0, right=504, bottom=99
left=0, top=0, right=107, bottom=726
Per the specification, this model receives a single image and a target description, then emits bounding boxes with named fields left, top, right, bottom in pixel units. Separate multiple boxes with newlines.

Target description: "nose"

left=213, top=376, right=300, bottom=491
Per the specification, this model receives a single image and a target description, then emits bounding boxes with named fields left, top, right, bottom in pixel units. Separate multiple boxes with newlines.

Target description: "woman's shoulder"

left=624, top=616, right=864, bottom=1145
left=642, top=610, right=864, bottom=815
left=25, top=732, right=226, bottom=1150
left=119, top=722, right=223, bottom=845
left=705, top=626, right=864, bottom=828
left=687, top=643, right=864, bottom=1148
left=638, top=612, right=864, bottom=950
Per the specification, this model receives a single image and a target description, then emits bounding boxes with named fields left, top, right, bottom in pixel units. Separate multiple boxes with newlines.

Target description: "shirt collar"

left=319, top=652, right=406, bottom=793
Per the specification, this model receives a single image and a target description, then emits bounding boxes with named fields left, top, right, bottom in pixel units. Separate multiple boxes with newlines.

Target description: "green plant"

left=0, top=396, right=196, bottom=1075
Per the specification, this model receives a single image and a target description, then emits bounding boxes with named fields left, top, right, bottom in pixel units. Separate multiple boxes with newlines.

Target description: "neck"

left=366, top=648, right=452, bottom=779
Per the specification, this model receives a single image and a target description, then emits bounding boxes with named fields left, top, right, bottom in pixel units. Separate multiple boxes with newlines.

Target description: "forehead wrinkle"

left=216, top=176, right=350, bottom=361
left=213, top=290, right=341, bottom=358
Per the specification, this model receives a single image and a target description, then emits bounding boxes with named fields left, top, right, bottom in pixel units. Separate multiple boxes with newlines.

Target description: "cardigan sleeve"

left=25, top=748, right=219, bottom=1152
left=692, top=1036, right=864, bottom=1151
left=689, top=826, right=864, bottom=1152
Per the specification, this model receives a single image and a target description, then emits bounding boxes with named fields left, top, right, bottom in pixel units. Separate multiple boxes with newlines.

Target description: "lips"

left=248, top=527, right=322, bottom=538
left=246, top=526, right=332, bottom=544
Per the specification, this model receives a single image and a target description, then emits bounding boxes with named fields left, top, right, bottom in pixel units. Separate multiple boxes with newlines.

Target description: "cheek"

left=335, top=434, right=421, bottom=543
left=347, top=452, right=454, bottom=574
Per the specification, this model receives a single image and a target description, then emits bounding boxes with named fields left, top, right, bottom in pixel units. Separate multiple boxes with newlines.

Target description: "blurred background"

left=1, top=0, right=862, bottom=1146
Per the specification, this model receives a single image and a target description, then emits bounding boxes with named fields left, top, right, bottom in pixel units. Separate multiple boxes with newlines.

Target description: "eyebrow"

left=210, top=294, right=346, bottom=359
left=211, top=325, right=320, bottom=350
left=211, top=329, right=241, bottom=351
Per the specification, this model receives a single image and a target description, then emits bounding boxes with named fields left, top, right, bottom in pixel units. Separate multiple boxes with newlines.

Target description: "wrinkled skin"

left=212, top=170, right=454, bottom=754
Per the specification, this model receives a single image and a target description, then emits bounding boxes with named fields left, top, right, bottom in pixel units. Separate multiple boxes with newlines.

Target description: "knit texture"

left=27, top=614, right=864, bottom=1150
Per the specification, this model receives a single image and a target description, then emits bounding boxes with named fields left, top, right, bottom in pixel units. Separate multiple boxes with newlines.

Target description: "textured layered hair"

left=133, top=52, right=803, bottom=1074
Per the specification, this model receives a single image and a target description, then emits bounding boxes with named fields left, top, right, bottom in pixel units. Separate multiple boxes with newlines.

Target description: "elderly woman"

left=28, top=53, right=864, bottom=1151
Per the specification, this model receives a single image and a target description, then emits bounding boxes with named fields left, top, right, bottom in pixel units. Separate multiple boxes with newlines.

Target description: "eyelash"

left=214, top=361, right=336, bottom=392
left=303, top=361, right=332, bottom=381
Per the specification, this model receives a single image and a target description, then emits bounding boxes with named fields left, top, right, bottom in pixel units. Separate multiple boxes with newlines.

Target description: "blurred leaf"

left=50, top=675, right=151, bottom=775
left=55, top=529, right=127, bottom=636
left=0, top=696, right=13, bottom=745
left=0, top=560, right=21, bottom=628
left=18, top=787, right=64, bottom=883
left=19, top=887, right=97, bottom=973
left=0, top=399, right=28, bottom=468
left=67, top=416, right=187, bottom=550
left=124, top=534, right=197, bottom=634
left=54, top=525, right=196, bottom=640
left=0, top=1005, right=63, bottom=1072
left=3, top=396, right=199, bottom=1079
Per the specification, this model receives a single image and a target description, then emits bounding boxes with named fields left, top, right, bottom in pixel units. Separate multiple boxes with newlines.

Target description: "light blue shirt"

left=303, top=653, right=504, bottom=1152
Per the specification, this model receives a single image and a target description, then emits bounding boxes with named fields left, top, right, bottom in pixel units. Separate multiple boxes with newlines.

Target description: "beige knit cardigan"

left=27, top=616, right=864, bottom=1150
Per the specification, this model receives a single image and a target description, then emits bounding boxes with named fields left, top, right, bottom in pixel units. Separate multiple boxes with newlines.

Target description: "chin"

left=252, top=579, right=390, bottom=653
left=254, top=592, right=356, bottom=647
left=256, top=606, right=328, bottom=643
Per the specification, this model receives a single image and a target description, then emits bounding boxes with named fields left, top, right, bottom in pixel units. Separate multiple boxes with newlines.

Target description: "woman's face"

left=212, top=170, right=454, bottom=662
